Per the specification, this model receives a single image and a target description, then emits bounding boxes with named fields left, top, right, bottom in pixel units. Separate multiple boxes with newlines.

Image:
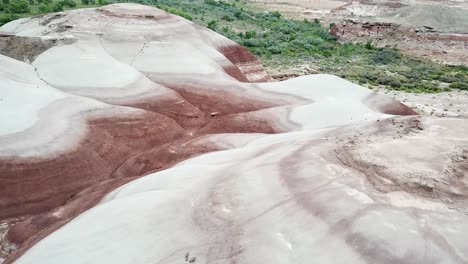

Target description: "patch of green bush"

left=81, top=0, right=95, bottom=5
left=160, top=6, right=192, bottom=20
left=0, top=13, right=19, bottom=24
left=38, top=2, right=51, bottom=12
left=207, top=19, right=217, bottom=30
left=9, top=0, right=30, bottom=13
left=372, top=49, right=400, bottom=65
left=449, top=82, right=468, bottom=90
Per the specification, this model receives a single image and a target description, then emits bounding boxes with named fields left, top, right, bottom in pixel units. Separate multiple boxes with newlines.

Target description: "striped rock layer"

left=0, top=4, right=467, bottom=264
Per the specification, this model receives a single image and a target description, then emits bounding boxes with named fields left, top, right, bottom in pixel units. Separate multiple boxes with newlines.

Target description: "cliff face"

left=331, top=20, right=468, bottom=65
left=1, top=4, right=468, bottom=264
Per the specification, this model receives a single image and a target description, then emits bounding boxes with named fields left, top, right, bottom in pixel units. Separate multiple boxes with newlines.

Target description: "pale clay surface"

left=0, top=4, right=467, bottom=264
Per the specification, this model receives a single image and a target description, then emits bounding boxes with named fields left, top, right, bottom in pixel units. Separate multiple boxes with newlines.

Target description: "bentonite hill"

left=0, top=3, right=467, bottom=264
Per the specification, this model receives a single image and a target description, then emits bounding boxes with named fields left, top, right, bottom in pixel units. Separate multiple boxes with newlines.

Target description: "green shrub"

left=9, top=0, right=30, bottom=13
left=0, top=3, right=9, bottom=11
left=82, top=0, right=96, bottom=5
left=242, top=38, right=260, bottom=47
left=271, top=11, right=281, bottom=19
left=221, top=14, right=233, bottom=21
left=0, top=13, right=19, bottom=25
left=449, top=82, right=468, bottom=90
left=52, top=1, right=63, bottom=11
left=61, top=0, right=76, bottom=7
left=234, top=10, right=241, bottom=19
left=204, top=0, right=217, bottom=5
left=372, top=49, right=401, bottom=65
left=244, top=30, right=256, bottom=39
left=38, top=2, right=51, bottom=12
left=207, top=19, right=217, bottom=30
left=165, top=7, right=192, bottom=20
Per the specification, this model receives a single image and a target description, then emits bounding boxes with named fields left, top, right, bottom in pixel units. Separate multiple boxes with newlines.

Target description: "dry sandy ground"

left=0, top=4, right=468, bottom=264
left=247, top=0, right=346, bottom=21
left=376, top=89, right=468, bottom=118
left=251, top=0, right=347, bottom=12
left=247, top=0, right=468, bottom=23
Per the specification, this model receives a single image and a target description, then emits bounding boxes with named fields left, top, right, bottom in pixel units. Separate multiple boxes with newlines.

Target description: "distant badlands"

left=250, top=0, right=468, bottom=65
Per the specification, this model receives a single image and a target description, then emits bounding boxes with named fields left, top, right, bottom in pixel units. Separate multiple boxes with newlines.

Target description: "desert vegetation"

left=152, top=0, right=468, bottom=93
left=1, top=0, right=467, bottom=93
left=0, top=0, right=105, bottom=24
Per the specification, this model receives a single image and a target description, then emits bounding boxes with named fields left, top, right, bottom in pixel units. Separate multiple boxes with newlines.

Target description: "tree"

left=372, top=49, right=401, bottom=65
left=52, top=1, right=63, bottom=11
left=38, top=2, right=51, bottom=13
left=9, top=0, right=30, bottom=13
left=0, top=13, right=19, bottom=25
left=207, top=20, right=217, bottom=30
left=244, top=30, right=256, bottom=39
left=61, top=0, right=76, bottom=7
left=271, top=11, right=281, bottom=19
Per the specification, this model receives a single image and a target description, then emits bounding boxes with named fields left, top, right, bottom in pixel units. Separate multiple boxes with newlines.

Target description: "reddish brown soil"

left=0, top=97, right=282, bottom=263
left=3, top=176, right=136, bottom=264
left=219, top=45, right=273, bottom=82
left=199, top=113, right=278, bottom=134
left=123, top=96, right=206, bottom=130
left=0, top=42, right=286, bottom=263
left=0, top=112, right=186, bottom=220
left=111, top=136, right=221, bottom=179
left=364, top=93, right=418, bottom=116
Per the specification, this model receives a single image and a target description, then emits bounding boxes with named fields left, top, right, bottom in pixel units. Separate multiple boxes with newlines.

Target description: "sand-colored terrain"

left=0, top=4, right=467, bottom=264
left=247, top=0, right=346, bottom=22
left=377, top=89, right=468, bottom=118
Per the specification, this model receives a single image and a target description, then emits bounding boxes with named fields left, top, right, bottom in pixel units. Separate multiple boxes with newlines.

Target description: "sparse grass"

left=2, top=0, right=468, bottom=93
left=0, top=0, right=102, bottom=25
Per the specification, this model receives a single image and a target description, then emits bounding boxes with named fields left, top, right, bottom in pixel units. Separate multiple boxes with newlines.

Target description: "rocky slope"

left=330, top=20, right=468, bottom=65
left=0, top=3, right=467, bottom=264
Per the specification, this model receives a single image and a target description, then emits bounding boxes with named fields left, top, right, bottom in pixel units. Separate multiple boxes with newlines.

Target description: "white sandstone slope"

left=13, top=117, right=468, bottom=264
left=0, top=3, right=467, bottom=264
left=0, top=54, right=147, bottom=158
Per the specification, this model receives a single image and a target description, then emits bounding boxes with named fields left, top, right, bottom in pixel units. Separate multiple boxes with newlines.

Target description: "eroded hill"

left=0, top=4, right=467, bottom=264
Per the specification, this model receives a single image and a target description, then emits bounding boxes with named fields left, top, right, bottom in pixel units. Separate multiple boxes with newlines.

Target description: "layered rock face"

left=1, top=4, right=467, bottom=264
left=330, top=20, right=468, bottom=66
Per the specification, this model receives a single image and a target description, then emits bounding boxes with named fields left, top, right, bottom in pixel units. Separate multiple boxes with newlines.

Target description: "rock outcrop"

left=1, top=4, right=467, bottom=264
left=331, top=19, right=468, bottom=65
